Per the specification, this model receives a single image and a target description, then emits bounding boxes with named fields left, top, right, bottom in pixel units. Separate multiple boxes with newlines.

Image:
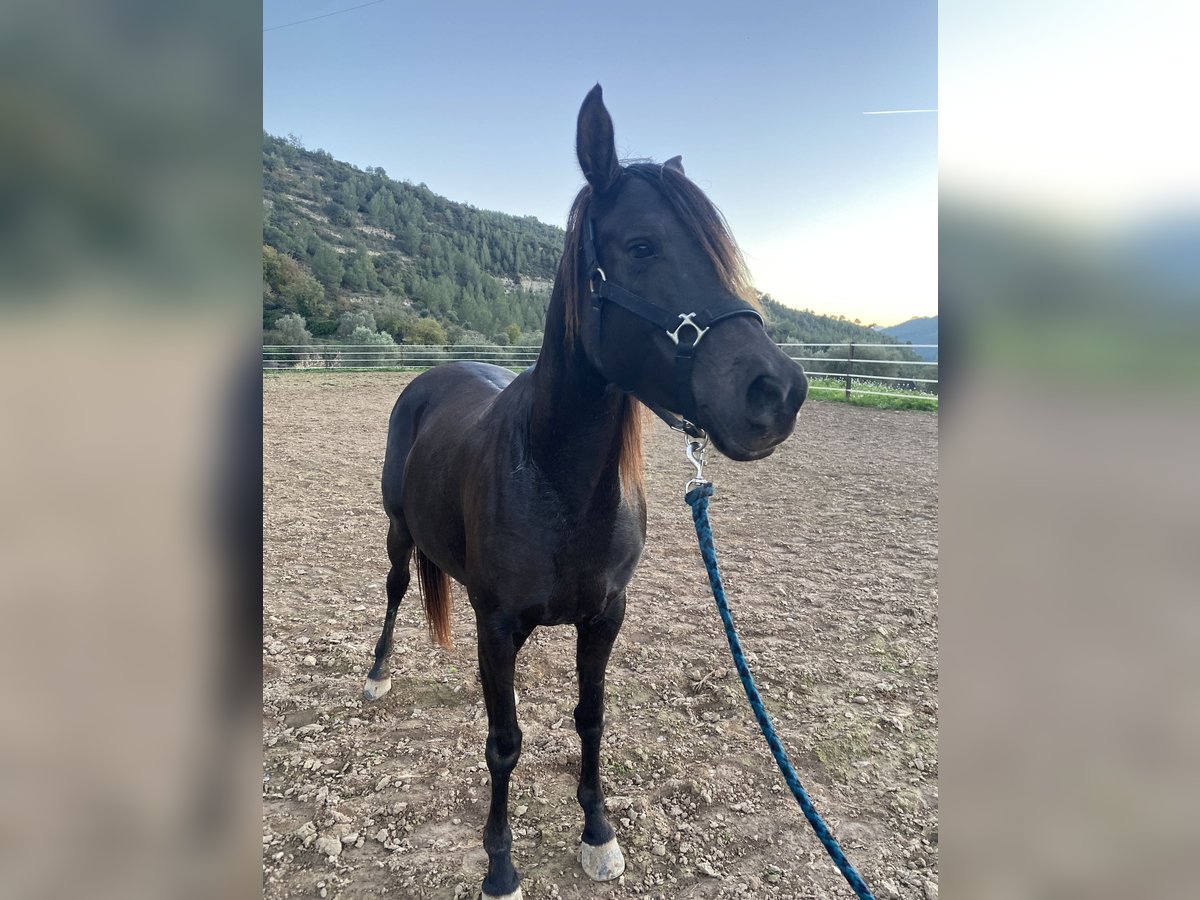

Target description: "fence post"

left=845, top=342, right=855, bottom=400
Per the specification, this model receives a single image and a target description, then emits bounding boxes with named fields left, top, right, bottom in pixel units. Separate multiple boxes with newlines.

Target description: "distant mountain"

left=879, top=316, right=938, bottom=360
left=760, top=297, right=918, bottom=348
left=1117, top=214, right=1200, bottom=296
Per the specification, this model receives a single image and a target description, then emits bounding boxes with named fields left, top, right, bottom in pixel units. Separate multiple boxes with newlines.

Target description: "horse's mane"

left=555, top=161, right=757, bottom=499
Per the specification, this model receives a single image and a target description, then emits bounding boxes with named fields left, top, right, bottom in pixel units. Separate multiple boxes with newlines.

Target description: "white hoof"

left=580, top=836, right=625, bottom=882
left=362, top=677, right=392, bottom=701
left=481, top=887, right=522, bottom=900
left=513, top=688, right=520, bottom=706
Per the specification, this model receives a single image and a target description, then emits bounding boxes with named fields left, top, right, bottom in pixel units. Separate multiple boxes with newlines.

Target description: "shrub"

left=263, top=313, right=315, bottom=367
left=376, top=299, right=414, bottom=338
left=336, top=309, right=377, bottom=337
left=514, top=330, right=544, bottom=347
left=346, top=325, right=400, bottom=367
left=454, top=330, right=492, bottom=346
left=265, top=312, right=313, bottom=346
left=404, top=317, right=448, bottom=346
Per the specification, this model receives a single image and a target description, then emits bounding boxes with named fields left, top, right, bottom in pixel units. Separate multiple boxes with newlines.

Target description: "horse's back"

left=381, top=362, right=518, bottom=516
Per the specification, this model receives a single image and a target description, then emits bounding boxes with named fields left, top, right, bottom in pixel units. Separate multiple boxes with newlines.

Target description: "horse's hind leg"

left=363, top=518, right=414, bottom=700
left=574, top=592, right=627, bottom=881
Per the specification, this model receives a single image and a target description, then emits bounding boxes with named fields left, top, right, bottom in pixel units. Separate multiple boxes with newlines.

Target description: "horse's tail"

left=415, top=550, right=453, bottom=650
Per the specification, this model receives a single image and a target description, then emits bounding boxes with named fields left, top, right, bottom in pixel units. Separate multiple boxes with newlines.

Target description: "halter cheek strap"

left=582, top=218, right=764, bottom=437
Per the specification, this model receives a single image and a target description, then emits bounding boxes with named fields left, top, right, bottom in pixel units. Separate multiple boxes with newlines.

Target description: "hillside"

left=261, top=132, right=927, bottom=375
left=880, top=316, right=939, bottom=360
left=262, top=132, right=562, bottom=344
left=761, top=298, right=918, bottom=347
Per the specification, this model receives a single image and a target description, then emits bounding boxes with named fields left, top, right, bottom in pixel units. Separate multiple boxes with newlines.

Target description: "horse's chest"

left=485, top=500, right=644, bottom=621
left=559, top=509, right=643, bottom=585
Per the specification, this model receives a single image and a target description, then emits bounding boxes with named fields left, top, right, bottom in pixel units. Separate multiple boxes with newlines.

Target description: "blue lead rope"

left=685, top=481, right=876, bottom=900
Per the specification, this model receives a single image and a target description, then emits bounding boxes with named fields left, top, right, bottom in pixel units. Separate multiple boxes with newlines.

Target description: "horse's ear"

left=577, top=84, right=621, bottom=194
left=663, top=155, right=685, bottom=175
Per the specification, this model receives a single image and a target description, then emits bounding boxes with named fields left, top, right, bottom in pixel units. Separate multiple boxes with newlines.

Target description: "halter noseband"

left=581, top=216, right=764, bottom=438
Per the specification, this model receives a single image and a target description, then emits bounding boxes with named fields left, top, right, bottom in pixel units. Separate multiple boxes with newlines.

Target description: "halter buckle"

left=668, top=312, right=709, bottom=347
left=589, top=266, right=607, bottom=294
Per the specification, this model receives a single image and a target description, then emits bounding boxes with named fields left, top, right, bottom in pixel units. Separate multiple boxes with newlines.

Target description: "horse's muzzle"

left=696, top=347, right=808, bottom=460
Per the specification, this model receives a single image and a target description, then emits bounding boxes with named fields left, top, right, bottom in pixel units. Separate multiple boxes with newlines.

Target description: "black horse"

left=364, top=85, right=808, bottom=900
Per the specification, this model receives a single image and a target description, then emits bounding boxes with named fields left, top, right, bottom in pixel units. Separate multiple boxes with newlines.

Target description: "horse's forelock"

left=624, top=162, right=757, bottom=307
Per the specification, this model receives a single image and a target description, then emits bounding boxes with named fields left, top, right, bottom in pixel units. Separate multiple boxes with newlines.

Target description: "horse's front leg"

left=477, top=614, right=528, bottom=900
left=575, top=592, right=626, bottom=881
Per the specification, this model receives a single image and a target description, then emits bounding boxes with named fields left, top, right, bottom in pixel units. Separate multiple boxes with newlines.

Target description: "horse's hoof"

left=580, top=836, right=625, bottom=881
left=363, top=677, right=392, bottom=701
left=513, top=688, right=519, bottom=706
left=481, top=887, right=522, bottom=900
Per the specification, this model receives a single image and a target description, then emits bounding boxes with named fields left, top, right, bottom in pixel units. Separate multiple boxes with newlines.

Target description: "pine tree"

left=309, top=243, right=344, bottom=292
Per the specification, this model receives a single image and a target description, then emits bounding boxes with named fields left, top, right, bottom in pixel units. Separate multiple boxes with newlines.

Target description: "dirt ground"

left=263, top=372, right=938, bottom=900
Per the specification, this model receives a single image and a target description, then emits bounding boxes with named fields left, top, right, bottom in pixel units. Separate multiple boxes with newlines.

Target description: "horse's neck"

left=528, top=288, right=627, bottom=505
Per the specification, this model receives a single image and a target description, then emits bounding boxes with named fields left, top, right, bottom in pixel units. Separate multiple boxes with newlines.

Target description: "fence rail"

left=263, top=341, right=939, bottom=403
left=777, top=342, right=939, bottom=348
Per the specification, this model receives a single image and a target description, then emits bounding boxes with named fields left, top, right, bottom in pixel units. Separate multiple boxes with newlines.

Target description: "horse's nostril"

left=745, top=375, right=788, bottom=426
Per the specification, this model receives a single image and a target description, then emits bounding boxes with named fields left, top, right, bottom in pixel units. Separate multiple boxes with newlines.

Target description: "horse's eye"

left=629, top=242, right=655, bottom=259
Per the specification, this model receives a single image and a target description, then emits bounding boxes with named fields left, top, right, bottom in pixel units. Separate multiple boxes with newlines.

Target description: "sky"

left=264, top=1, right=937, bottom=327
left=940, top=1, right=1200, bottom=226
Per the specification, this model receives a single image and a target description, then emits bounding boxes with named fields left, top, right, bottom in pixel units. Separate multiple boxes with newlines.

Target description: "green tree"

left=263, top=245, right=327, bottom=319
left=366, top=190, right=397, bottom=229
left=262, top=244, right=286, bottom=290
left=325, top=201, right=354, bottom=227
left=405, top=317, right=448, bottom=345
left=376, top=298, right=415, bottom=338
left=283, top=272, right=327, bottom=319
left=456, top=330, right=492, bottom=346
left=346, top=325, right=399, bottom=366
left=266, top=312, right=313, bottom=345
left=336, top=309, right=376, bottom=337
left=309, top=244, right=344, bottom=293
left=504, top=323, right=521, bottom=345
left=514, top=330, right=544, bottom=347
left=341, top=246, right=382, bottom=293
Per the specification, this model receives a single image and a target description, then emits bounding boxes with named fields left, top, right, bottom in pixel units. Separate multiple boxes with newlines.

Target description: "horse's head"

left=569, top=85, right=807, bottom=462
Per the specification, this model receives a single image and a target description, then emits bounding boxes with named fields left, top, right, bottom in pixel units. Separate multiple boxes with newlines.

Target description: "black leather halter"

left=581, top=216, right=764, bottom=438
